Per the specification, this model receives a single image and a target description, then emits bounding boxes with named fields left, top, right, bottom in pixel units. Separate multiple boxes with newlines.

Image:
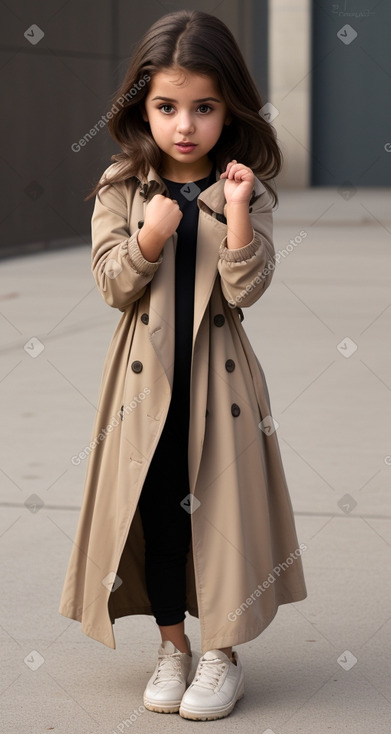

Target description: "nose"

left=176, top=111, right=194, bottom=135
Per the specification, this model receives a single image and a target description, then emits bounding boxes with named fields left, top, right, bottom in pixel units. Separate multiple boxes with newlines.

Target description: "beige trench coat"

left=59, top=161, right=307, bottom=654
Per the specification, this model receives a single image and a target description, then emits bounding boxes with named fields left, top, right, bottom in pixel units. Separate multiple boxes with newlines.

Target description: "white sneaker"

left=143, top=634, right=197, bottom=713
left=179, top=648, right=245, bottom=720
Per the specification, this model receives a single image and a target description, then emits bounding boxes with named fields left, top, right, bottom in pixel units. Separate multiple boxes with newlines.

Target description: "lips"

left=175, top=142, right=197, bottom=147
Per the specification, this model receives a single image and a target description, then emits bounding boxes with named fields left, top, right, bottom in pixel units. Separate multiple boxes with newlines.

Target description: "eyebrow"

left=151, top=96, right=221, bottom=103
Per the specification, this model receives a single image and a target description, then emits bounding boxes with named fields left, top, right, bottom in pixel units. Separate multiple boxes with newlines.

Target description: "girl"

left=59, top=9, right=307, bottom=722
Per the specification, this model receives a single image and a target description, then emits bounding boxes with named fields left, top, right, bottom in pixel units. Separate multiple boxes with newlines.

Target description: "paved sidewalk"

left=1, top=188, right=390, bottom=733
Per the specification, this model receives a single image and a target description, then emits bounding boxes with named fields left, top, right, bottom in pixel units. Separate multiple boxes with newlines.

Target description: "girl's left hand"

left=220, top=160, right=254, bottom=204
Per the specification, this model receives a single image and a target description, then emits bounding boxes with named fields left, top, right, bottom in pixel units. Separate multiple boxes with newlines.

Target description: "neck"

left=160, top=156, right=213, bottom=183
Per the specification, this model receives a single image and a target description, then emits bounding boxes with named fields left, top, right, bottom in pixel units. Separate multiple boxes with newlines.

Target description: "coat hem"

left=58, top=601, right=201, bottom=650
left=58, top=604, right=116, bottom=649
left=198, top=590, right=307, bottom=655
left=109, top=604, right=200, bottom=622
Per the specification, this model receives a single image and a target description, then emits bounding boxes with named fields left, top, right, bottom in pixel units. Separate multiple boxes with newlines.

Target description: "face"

left=142, top=67, right=231, bottom=180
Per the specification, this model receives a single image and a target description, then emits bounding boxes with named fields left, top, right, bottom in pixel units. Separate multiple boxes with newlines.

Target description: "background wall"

left=1, top=0, right=390, bottom=256
left=269, top=0, right=311, bottom=188
left=0, top=0, right=267, bottom=257
left=311, top=0, right=391, bottom=187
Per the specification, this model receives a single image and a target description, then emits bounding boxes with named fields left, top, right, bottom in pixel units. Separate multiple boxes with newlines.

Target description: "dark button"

left=138, top=220, right=144, bottom=229
left=225, top=359, right=235, bottom=373
left=131, top=360, right=143, bottom=373
left=214, top=314, right=225, bottom=327
left=237, top=308, right=244, bottom=322
left=231, top=403, right=241, bottom=417
left=140, top=313, right=149, bottom=325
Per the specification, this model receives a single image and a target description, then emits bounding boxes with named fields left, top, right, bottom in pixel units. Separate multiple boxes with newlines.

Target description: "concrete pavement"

left=1, top=187, right=390, bottom=733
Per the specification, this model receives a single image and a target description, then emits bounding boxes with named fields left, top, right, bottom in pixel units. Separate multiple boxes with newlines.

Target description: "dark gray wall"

left=311, top=0, right=391, bottom=186
left=0, top=0, right=268, bottom=258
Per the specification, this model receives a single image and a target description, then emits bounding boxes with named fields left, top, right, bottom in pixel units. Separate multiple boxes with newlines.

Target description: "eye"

left=158, top=104, right=174, bottom=114
left=198, top=105, right=212, bottom=114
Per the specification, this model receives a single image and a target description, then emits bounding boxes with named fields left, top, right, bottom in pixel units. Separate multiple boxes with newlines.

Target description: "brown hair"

left=85, top=9, right=282, bottom=206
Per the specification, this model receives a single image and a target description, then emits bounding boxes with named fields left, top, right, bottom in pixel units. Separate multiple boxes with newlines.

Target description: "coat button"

left=225, top=359, right=235, bottom=373
left=231, top=403, right=240, bottom=417
left=214, top=314, right=225, bottom=327
left=131, top=360, right=143, bottom=373
left=140, top=313, right=149, bottom=325
left=138, top=220, right=144, bottom=229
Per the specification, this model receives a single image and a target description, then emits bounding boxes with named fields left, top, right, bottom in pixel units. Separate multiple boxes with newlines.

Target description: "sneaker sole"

left=179, top=679, right=245, bottom=721
left=143, top=696, right=181, bottom=714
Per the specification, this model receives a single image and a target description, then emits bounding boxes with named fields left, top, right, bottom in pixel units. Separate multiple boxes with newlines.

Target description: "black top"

left=161, top=162, right=216, bottom=437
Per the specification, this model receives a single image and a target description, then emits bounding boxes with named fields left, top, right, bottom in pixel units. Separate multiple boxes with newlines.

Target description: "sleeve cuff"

left=218, top=230, right=261, bottom=262
left=125, top=231, right=163, bottom=275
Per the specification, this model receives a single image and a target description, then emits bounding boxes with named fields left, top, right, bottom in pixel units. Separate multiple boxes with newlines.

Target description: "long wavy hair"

left=85, top=9, right=282, bottom=206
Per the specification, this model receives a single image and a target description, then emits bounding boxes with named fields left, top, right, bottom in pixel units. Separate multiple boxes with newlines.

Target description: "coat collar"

left=134, top=163, right=266, bottom=217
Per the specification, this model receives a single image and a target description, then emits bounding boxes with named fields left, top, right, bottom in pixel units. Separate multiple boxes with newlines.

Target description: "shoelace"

left=192, top=657, right=228, bottom=690
left=154, top=652, right=184, bottom=684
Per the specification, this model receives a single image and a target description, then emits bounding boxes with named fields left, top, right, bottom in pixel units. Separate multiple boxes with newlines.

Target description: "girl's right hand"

left=137, top=194, right=182, bottom=262
left=145, top=194, right=183, bottom=241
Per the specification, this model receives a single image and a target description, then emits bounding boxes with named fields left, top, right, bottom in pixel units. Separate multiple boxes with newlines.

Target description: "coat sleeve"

left=217, top=186, right=275, bottom=309
left=91, top=180, right=163, bottom=311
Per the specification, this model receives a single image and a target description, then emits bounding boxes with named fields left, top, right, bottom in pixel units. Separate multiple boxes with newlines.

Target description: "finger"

left=228, top=161, right=244, bottom=178
left=227, top=159, right=237, bottom=172
left=231, top=166, right=252, bottom=181
left=229, top=166, right=244, bottom=180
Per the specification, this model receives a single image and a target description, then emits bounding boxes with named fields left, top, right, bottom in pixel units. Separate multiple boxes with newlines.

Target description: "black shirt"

left=161, top=162, right=216, bottom=436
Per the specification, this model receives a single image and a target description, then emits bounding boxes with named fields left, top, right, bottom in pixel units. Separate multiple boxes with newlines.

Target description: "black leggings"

left=138, top=410, right=192, bottom=626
